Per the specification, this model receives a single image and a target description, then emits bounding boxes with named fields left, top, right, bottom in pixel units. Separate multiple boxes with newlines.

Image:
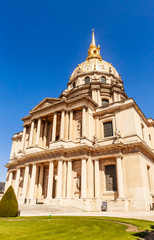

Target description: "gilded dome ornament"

left=70, top=31, right=119, bottom=81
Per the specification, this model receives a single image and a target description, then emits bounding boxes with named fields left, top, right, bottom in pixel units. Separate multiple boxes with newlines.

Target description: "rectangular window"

left=105, top=165, right=117, bottom=191
left=104, top=121, right=113, bottom=138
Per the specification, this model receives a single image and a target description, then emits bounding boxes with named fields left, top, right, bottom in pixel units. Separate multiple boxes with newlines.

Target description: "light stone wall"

left=122, top=153, right=153, bottom=211
left=6, top=82, right=154, bottom=212
left=119, top=108, right=136, bottom=138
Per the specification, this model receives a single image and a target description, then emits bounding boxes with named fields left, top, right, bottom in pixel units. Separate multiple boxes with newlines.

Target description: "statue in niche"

left=113, top=129, right=121, bottom=144
left=77, top=121, right=82, bottom=138
left=76, top=176, right=81, bottom=191
left=92, top=134, right=98, bottom=145
left=12, top=152, right=17, bottom=159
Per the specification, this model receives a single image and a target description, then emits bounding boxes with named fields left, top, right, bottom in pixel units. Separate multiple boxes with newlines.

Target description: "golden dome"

left=70, top=31, right=119, bottom=80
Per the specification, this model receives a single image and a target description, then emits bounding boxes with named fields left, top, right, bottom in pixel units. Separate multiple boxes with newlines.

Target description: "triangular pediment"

left=99, top=112, right=115, bottom=119
left=30, top=98, right=61, bottom=113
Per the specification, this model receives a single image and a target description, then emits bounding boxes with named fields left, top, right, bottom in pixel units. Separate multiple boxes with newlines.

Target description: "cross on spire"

left=92, top=29, right=96, bottom=46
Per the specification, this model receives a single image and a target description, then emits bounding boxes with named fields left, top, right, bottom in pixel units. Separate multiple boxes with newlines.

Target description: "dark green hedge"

left=0, top=186, right=18, bottom=217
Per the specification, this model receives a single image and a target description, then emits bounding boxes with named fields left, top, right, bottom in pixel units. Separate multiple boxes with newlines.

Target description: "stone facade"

left=5, top=32, right=154, bottom=211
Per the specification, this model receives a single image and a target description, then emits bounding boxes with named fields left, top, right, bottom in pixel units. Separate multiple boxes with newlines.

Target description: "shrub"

left=0, top=186, right=18, bottom=217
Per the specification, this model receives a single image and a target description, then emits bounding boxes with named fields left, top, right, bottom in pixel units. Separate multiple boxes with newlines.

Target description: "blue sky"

left=0, top=0, right=153, bottom=181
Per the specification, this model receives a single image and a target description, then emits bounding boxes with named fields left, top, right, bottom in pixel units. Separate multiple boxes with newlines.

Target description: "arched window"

left=102, top=99, right=109, bottom=106
left=73, top=82, right=76, bottom=88
left=85, top=77, right=90, bottom=84
left=101, top=76, right=106, bottom=83
left=105, top=165, right=117, bottom=191
left=104, top=121, right=113, bottom=138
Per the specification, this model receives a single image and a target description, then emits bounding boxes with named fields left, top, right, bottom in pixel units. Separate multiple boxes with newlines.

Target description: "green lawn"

left=0, top=216, right=153, bottom=240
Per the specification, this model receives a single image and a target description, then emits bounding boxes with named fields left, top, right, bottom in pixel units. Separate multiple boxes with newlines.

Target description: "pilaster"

left=81, top=158, right=87, bottom=198
left=47, top=161, right=54, bottom=199
left=29, top=164, right=37, bottom=201
left=95, top=160, right=100, bottom=198
left=29, top=120, right=35, bottom=146
left=36, top=118, right=41, bottom=145
left=52, top=112, right=57, bottom=142
left=14, top=168, right=20, bottom=197
left=67, top=160, right=72, bottom=198
left=116, top=155, right=125, bottom=199
left=22, top=165, right=29, bottom=199
left=56, top=160, right=63, bottom=198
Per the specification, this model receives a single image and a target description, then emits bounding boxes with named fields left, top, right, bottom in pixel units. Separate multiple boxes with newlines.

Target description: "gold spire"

left=86, top=30, right=102, bottom=60
left=92, top=29, right=96, bottom=46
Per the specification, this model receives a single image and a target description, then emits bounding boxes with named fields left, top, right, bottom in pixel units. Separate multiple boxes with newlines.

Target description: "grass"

left=0, top=216, right=153, bottom=240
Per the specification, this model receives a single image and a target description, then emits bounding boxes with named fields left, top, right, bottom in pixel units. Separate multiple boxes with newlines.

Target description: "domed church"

left=5, top=31, right=154, bottom=211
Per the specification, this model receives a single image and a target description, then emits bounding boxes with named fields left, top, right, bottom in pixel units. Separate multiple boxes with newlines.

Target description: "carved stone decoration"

left=76, top=176, right=81, bottom=191
left=77, top=121, right=82, bottom=138
left=6, top=31, right=154, bottom=213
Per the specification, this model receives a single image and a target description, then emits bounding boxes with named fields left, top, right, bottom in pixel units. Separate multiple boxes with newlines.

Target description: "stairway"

left=19, top=204, right=83, bottom=216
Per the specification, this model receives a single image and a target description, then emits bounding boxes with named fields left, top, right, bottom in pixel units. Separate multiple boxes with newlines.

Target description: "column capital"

left=16, top=167, right=21, bottom=170
left=32, top=162, right=37, bottom=166
left=31, top=118, right=35, bottom=122
left=24, top=163, right=29, bottom=167
left=116, top=153, right=123, bottom=159
left=37, top=163, right=44, bottom=166
left=48, top=160, right=54, bottom=163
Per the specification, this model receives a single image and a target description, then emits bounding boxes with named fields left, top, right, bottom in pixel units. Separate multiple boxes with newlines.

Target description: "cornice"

left=22, top=95, right=98, bottom=123
left=69, top=70, right=122, bottom=84
left=6, top=140, right=154, bottom=169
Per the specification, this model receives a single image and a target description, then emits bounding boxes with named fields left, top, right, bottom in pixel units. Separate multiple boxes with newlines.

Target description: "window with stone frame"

left=73, top=82, right=76, bottom=88
left=85, top=77, right=90, bottom=84
left=105, top=165, right=117, bottom=191
left=102, top=99, right=109, bottom=106
left=103, top=121, right=113, bottom=138
left=101, top=76, right=106, bottom=83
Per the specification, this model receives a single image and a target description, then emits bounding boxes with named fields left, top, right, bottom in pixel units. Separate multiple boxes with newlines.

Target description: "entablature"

left=6, top=140, right=154, bottom=170
left=22, top=95, right=97, bottom=125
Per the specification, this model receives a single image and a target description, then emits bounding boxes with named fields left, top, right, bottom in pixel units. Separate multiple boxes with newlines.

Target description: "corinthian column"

left=88, top=156, right=94, bottom=198
left=47, top=161, right=54, bottom=199
left=69, top=110, right=73, bottom=139
left=56, top=160, right=62, bottom=198
left=116, top=156, right=125, bottom=199
left=29, top=164, right=37, bottom=200
left=36, top=118, right=41, bottom=145
left=81, top=158, right=87, bottom=198
left=82, top=107, right=86, bottom=137
left=65, top=111, right=69, bottom=140
left=29, top=120, right=35, bottom=146
left=43, top=121, right=48, bottom=147
left=38, top=165, right=44, bottom=198
left=21, top=126, right=26, bottom=151
left=22, top=165, right=29, bottom=199
left=67, top=161, right=72, bottom=198
left=52, top=112, right=57, bottom=142
left=7, top=171, right=13, bottom=189
left=97, top=89, right=101, bottom=106
left=60, top=110, right=65, bottom=140
left=14, top=168, right=20, bottom=197
left=95, top=160, right=100, bottom=198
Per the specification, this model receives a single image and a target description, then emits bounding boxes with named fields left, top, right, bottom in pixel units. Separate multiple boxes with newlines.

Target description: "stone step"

left=19, top=204, right=83, bottom=216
